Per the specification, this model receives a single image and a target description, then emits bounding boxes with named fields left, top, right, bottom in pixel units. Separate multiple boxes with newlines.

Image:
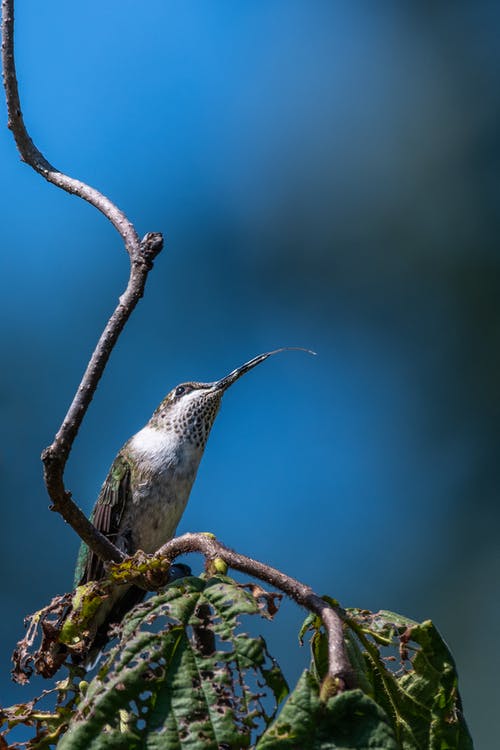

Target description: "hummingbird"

left=73, top=347, right=312, bottom=656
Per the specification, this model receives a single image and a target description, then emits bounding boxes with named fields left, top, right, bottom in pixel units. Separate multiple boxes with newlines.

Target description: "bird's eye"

left=175, top=386, right=186, bottom=397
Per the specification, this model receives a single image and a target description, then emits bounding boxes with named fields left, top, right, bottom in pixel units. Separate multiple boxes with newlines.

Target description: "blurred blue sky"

left=1, top=2, right=499, bottom=746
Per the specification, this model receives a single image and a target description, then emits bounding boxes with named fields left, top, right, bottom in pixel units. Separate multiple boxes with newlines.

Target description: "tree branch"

left=1, top=0, right=163, bottom=564
left=154, top=533, right=355, bottom=690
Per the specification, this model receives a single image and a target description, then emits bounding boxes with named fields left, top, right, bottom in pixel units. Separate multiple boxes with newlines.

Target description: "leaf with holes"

left=57, top=576, right=288, bottom=750
left=308, top=608, right=474, bottom=750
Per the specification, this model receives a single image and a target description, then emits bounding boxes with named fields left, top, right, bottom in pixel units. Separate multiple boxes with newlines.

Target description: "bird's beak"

left=211, top=347, right=315, bottom=392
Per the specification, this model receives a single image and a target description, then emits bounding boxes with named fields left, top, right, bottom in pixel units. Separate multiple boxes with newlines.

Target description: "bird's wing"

left=74, top=452, right=132, bottom=586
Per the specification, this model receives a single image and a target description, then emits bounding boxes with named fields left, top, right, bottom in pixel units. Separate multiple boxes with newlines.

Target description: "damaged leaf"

left=6, top=576, right=473, bottom=749
left=57, top=576, right=288, bottom=750
left=11, top=594, right=72, bottom=683
left=239, top=582, right=283, bottom=618
left=303, top=608, right=474, bottom=750
left=0, top=672, right=85, bottom=748
left=58, top=581, right=110, bottom=649
left=11, top=582, right=114, bottom=683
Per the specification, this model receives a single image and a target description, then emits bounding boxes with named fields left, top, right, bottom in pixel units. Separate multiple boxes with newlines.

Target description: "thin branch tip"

left=140, top=231, right=164, bottom=268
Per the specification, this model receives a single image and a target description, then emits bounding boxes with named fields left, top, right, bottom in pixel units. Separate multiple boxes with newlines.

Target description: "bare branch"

left=154, top=533, right=355, bottom=690
left=1, top=0, right=163, bottom=564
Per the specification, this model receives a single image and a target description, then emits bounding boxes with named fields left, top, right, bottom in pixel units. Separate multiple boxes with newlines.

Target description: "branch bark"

left=1, top=0, right=163, bottom=564
left=154, top=533, right=355, bottom=690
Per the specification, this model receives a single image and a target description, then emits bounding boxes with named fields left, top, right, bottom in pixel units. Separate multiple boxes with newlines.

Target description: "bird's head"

left=150, top=347, right=314, bottom=448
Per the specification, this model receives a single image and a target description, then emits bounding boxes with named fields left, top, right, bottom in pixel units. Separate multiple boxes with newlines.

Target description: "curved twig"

left=155, top=533, right=355, bottom=690
left=1, top=0, right=163, bottom=563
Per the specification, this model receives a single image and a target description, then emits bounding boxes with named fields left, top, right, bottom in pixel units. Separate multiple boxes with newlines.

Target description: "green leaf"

left=257, top=670, right=398, bottom=749
left=57, top=576, right=288, bottom=750
left=298, top=611, right=319, bottom=645
left=0, top=670, right=84, bottom=749
left=345, top=609, right=473, bottom=750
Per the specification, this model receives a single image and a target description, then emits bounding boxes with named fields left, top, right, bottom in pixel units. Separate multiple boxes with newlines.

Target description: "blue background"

left=1, top=2, right=499, bottom=747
